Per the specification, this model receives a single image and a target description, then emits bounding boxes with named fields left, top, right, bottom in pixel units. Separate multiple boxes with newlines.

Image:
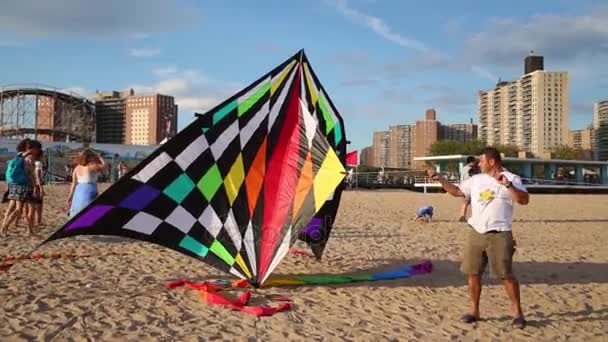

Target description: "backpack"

left=6, top=153, right=28, bottom=185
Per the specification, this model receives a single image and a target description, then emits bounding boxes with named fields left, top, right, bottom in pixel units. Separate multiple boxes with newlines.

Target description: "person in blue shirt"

left=415, top=205, right=434, bottom=222
left=1, top=139, right=42, bottom=237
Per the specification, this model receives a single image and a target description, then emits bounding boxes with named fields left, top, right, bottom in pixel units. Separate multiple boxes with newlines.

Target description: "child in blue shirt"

left=415, top=205, right=434, bottom=222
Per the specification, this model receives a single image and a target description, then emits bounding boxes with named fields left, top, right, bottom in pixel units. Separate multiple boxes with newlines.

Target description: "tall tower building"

left=478, top=55, right=568, bottom=156
left=441, top=120, right=478, bottom=142
left=126, top=94, right=178, bottom=145
left=360, top=146, right=374, bottom=166
left=95, top=91, right=127, bottom=144
left=568, top=127, right=595, bottom=160
left=95, top=90, right=178, bottom=145
left=594, top=101, right=608, bottom=160
left=388, top=124, right=415, bottom=168
left=372, top=131, right=389, bottom=167
left=414, top=108, right=440, bottom=168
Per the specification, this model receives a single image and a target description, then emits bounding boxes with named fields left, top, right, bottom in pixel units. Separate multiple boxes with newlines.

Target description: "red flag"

left=345, top=150, right=358, bottom=166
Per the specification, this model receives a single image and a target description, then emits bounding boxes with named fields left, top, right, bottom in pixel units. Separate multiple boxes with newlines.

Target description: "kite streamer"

left=232, top=261, right=433, bottom=288
left=288, top=249, right=315, bottom=258
left=166, top=261, right=432, bottom=316
left=165, top=280, right=291, bottom=317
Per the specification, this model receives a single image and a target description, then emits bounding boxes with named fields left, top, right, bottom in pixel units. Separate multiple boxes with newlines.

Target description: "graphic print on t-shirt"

left=478, top=188, right=495, bottom=204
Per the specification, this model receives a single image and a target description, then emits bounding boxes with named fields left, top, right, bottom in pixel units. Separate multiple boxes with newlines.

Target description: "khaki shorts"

left=461, top=229, right=516, bottom=279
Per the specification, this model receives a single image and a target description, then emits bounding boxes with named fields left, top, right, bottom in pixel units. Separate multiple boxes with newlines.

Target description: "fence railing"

left=345, top=171, right=605, bottom=189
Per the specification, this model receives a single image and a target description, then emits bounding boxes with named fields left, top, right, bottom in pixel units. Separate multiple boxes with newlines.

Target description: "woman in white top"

left=67, top=150, right=107, bottom=218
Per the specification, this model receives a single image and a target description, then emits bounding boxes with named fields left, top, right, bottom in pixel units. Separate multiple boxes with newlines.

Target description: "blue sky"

left=1, top=0, right=607, bottom=151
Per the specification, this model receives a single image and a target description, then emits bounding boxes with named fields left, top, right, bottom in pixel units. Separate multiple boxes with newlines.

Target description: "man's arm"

left=426, top=169, right=465, bottom=197
left=508, top=186, right=529, bottom=205
left=505, top=181, right=529, bottom=205
left=496, top=174, right=529, bottom=205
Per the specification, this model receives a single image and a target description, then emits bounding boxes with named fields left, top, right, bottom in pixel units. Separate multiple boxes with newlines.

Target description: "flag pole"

left=355, top=163, right=358, bottom=191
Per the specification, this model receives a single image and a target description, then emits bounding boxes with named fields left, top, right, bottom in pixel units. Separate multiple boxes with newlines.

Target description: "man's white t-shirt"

left=459, top=170, right=527, bottom=234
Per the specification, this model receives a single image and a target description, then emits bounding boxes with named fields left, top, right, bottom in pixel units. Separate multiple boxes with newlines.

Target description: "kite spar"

left=41, top=50, right=345, bottom=287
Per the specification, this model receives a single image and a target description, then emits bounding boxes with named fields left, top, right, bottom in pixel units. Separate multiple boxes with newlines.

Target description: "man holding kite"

left=427, top=147, right=529, bottom=330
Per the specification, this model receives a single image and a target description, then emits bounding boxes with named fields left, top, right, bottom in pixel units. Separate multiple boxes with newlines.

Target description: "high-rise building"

left=368, top=110, right=477, bottom=170
left=413, top=108, right=440, bottom=168
left=126, top=94, right=178, bottom=145
left=95, top=90, right=178, bottom=145
left=388, top=124, right=415, bottom=168
left=478, top=55, right=568, bottom=156
left=95, top=91, right=127, bottom=144
left=360, top=146, right=373, bottom=166
left=594, top=101, right=608, bottom=160
left=525, top=53, right=544, bottom=74
left=568, top=128, right=594, bottom=150
left=441, top=120, right=478, bottom=142
left=372, top=131, right=389, bottom=167
left=568, top=128, right=595, bottom=160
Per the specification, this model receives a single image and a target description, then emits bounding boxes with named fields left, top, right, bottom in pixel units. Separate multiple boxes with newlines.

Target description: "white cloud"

left=153, top=66, right=178, bottom=77
left=129, top=48, right=161, bottom=57
left=464, top=9, right=608, bottom=65
left=0, top=0, right=200, bottom=39
left=129, top=33, right=151, bottom=40
left=60, top=86, right=95, bottom=99
left=176, top=97, right=225, bottom=111
left=471, top=66, right=498, bottom=83
left=128, top=68, right=240, bottom=128
left=327, top=0, right=429, bottom=52
left=326, top=1, right=497, bottom=83
left=156, top=78, right=191, bottom=94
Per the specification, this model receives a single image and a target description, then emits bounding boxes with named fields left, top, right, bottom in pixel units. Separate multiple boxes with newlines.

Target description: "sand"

left=0, top=184, right=607, bottom=341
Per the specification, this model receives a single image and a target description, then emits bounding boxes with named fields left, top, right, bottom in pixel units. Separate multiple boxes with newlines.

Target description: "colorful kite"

left=295, top=54, right=347, bottom=260
left=41, top=50, right=345, bottom=287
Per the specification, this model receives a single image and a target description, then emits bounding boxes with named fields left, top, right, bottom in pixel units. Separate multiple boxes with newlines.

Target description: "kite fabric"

left=232, top=261, right=433, bottom=288
left=295, top=55, right=347, bottom=261
left=41, top=49, right=346, bottom=287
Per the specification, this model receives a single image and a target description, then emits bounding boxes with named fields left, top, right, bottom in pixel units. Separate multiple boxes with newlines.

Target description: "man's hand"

left=426, top=168, right=465, bottom=198
left=495, top=172, right=530, bottom=205
left=495, top=173, right=511, bottom=187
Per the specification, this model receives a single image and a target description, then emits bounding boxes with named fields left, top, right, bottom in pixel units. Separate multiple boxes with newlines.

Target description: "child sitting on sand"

left=415, top=205, right=434, bottom=222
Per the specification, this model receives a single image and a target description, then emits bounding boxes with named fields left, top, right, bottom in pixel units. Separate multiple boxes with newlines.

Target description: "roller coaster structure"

left=0, top=84, right=95, bottom=142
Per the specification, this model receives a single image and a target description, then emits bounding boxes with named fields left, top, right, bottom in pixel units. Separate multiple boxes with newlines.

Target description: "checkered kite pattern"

left=42, top=50, right=346, bottom=286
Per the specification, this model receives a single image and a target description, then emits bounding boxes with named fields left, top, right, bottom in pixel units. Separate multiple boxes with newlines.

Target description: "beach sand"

left=0, top=184, right=607, bottom=341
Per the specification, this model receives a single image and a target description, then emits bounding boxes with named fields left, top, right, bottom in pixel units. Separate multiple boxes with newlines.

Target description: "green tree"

left=428, top=140, right=523, bottom=158
left=428, top=139, right=488, bottom=156
left=550, top=145, right=582, bottom=160
left=495, top=144, right=520, bottom=157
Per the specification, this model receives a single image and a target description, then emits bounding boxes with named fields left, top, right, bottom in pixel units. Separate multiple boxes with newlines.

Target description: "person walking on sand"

left=117, top=161, right=128, bottom=179
left=1, top=139, right=42, bottom=237
left=31, top=152, right=45, bottom=226
left=67, top=150, right=107, bottom=218
left=427, top=147, right=529, bottom=329
left=18, top=142, right=45, bottom=229
left=459, top=156, right=480, bottom=222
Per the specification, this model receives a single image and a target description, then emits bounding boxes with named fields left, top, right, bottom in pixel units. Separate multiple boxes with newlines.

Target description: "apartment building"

left=478, top=55, right=569, bottom=156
